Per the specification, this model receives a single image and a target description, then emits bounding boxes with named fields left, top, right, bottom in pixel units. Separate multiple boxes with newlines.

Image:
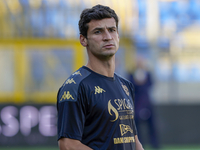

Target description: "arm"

left=58, top=138, right=93, bottom=150
left=135, top=135, right=144, bottom=150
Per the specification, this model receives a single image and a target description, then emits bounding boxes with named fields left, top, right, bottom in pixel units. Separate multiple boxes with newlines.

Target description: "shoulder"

left=57, top=67, right=91, bottom=103
left=115, top=73, right=133, bottom=87
left=114, top=73, right=135, bottom=95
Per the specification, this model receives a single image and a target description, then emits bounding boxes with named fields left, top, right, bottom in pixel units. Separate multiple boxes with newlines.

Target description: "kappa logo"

left=60, top=91, right=74, bottom=102
left=121, top=83, right=129, bottom=96
left=95, top=86, right=106, bottom=94
left=119, top=124, right=133, bottom=136
left=72, top=71, right=82, bottom=76
left=65, top=78, right=76, bottom=84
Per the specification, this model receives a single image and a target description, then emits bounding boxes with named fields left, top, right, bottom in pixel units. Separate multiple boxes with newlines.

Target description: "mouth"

left=103, top=44, right=114, bottom=49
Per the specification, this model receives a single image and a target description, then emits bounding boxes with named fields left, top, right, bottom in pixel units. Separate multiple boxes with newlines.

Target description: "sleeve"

left=57, top=82, right=87, bottom=141
left=133, top=120, right=138, bottom=136
left=129, top=82, right=138, bottom=136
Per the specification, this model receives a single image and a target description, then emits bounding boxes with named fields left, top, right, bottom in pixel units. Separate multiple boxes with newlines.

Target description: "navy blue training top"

left=57, top=66, right=137, bottom=150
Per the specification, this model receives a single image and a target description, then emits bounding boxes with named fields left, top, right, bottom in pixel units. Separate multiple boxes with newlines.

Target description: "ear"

left=80, top=34, right=87, bottom=47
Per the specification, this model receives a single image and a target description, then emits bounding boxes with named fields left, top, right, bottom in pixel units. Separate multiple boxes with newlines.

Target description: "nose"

left=103, top=29, right=112, bottom=41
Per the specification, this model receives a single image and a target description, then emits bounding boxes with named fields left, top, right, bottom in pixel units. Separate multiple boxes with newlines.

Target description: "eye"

left=109, top=28, right=116, bottom=32
left=94, top=30, right=101, bottom=34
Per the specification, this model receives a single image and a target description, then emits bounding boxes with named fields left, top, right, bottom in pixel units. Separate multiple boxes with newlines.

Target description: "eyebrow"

left=92, top=26, right=117, bottom=32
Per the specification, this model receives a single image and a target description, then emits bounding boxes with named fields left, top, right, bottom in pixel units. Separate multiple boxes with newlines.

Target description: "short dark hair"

left=78, top=4, right=119, bottom=38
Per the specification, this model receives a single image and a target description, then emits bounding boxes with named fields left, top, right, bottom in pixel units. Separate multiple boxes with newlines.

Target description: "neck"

left=86, top=56, right=115, bottom=77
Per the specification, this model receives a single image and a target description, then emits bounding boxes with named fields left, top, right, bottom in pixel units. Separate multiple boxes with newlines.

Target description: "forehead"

left=87, top=18, right=117, bottom=31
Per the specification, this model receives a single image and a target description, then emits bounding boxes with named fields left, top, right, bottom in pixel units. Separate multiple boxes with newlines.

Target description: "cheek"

left=88, top=39, right=101, bottom=48
left=115, top=38, right=119, bottom=48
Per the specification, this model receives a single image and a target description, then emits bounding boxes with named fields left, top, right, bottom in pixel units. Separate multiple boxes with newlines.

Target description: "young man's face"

left=81, top=18, right=119, bottom=60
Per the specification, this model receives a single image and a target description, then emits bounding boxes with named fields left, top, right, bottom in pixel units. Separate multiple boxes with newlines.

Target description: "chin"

left=103, top=52, right=116, bottom=58
left=103, top=50, right=115, bottom=55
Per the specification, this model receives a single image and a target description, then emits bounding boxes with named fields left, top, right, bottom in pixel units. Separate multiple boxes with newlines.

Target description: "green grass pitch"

left=0, top=145, right=200, bottom=150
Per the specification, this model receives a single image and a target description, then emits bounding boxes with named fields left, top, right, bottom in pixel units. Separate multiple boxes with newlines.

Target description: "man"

left=57, top=4, right=144, bottom=150
left=128, top=57, right=159, bottom=149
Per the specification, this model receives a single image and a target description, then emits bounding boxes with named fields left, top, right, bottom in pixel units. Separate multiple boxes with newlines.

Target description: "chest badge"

left=121, top=82, right=129, bottom=96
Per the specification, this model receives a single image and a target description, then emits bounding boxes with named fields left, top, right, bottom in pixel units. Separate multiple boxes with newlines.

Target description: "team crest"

left=121, top=83, right=129, bottom=96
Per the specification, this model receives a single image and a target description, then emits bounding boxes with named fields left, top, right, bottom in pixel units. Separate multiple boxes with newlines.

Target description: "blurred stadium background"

left=0, top=0, right=200, bottom=149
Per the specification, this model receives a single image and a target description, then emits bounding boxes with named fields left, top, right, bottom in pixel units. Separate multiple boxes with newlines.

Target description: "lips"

left=103, top=44, right=114, bottom=48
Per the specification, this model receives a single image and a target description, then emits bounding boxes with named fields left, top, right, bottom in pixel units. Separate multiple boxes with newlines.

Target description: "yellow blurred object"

left=0, top=1, right=7, bottom=16
left=0, top=39, right=85, bottom=104
left=6, top=0, right=22, bottom=14
left=29, top=0, right=42, bottom=9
